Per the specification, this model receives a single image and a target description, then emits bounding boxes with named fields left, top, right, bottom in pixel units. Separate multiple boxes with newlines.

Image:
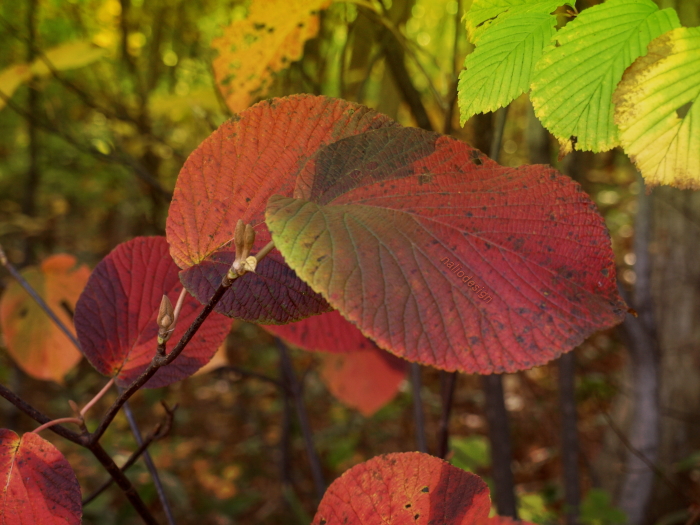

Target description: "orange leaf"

left=212, top=0, right=332, bottom=113
left=320, top=347, right=407, bottom=416
left=0, top=429, right=81, bottom=524
left=0, top=255, right=88, bottom=383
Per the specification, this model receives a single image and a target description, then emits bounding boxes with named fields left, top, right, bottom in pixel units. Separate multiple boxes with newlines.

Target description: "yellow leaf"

left=614, top=27, right=700, bottom=189
left=0, top=64, right=32, bottom=111
left=211, top=0, right=332, bottom=114
left=30, top=41, right=105, bottom=77
left=0, top=40, right=104, bottom=113
left=0, top=255, right=90, bottom=383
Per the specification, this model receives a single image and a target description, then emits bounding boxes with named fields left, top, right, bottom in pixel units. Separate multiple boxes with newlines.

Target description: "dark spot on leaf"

left=298, top=22, right=304, bottom=28
left=405, top=503, right=412, bottom=508
left=414, top=514, right=420, bottom=520
left=421, top=486, right=429, bottom=493
left=320, top=520, right=326, bottom=525
left=418, top=174, right=432, bottom=185
left=253, top=23, right=266, bottom=30
left=570, top=136, right=578, bottom=149
left=677, top=101, right=692, bottom=119
left=268, top=27, right=274, bottom=33
left=18, top=308, right=28, bottom=319
left=601, top=268, right=609, bottom=277
left=245, top=197, right=251, bottom=203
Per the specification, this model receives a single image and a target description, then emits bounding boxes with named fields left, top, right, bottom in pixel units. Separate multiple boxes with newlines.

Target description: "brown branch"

left=83, top=403, right=176, bottom=507
left=89, top=278, right=231, bottom=444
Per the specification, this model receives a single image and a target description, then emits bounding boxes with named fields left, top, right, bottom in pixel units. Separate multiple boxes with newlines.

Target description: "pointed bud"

left=243, top=224, right=256, bottom=256
left=157, top=295, right=174, bottom=330
left=234, top=219, right=245, bottom=259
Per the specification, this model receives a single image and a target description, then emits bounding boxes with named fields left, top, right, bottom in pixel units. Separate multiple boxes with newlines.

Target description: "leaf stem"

left=32, top=417, right=83, bottom=434
left=80, top=377, right=115, bottom=418
left=255, top=240, right=276, bottom=262
left=0, top=382, right=84, bottom=444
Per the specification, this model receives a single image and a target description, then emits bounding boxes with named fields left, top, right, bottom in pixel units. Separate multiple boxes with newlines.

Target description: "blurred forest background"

left=1, top=0, right=700, bottom=524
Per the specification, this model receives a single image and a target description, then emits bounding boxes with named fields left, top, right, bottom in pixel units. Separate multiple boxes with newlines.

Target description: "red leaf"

left=74, top=237, right=232, bottom=388
left=0, top=429, right=81, bottom=524
left=312, top=452, right=490, bottom=525
left=264, top=310, right=377, bottom=353
left=320, top=347, right=407, bottom=416
left=265, top=127, right=627, bottom=373
left=166, top=94, right=398, bottom=323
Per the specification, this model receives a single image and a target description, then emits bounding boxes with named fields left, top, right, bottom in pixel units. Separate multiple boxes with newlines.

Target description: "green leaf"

left=530, top=0, right=680, bottom=154
left=458, top=12, right=558, bottom=124
left=613, top=27, right=700, bottom=189
left=465, top=0, right=568, bottom=43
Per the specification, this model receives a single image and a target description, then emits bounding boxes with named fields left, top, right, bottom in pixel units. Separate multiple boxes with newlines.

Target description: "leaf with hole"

left=311, top=452, right=490, bottom=524
left=614, top=26, right=700, bottom=188
left=531, top=0, right=680, bottom=154
left=265, top=125, right=627, bottom=373
left=0, top=255, right=88, bottom=383
left=74, top=236, right=232, bottom=388
left=166, top=94, right=398, bottom=324
left=0, top=429, right=81, bottom=524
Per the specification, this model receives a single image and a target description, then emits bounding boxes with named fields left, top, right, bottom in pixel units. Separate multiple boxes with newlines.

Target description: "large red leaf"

left=312, top=452, right=490, bottom=525
left=0, top=429, right=81, bottom=524
left=264, top=310, right=377, bottom=354
left=74, top=237, right=232, bottom=388
left=320, top=347, right=407, bottom=416
left=0, top=255, right=88, bottom=383
left=165, top=94, right=398, bottom=323
left=265, top=127, right=627, bottom=373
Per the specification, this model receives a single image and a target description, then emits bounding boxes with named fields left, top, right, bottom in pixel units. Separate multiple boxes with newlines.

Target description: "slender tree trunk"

left=22, top=0, right=39, bottom=265
left=559, top=352, right=581, bottom=525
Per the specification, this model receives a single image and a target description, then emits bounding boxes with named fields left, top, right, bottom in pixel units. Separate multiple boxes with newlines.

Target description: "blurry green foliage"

left=580, top=488, right=627, bottom=525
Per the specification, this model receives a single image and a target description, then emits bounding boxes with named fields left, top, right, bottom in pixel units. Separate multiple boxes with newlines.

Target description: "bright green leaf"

left=458, top=12, right=558, bottom=124
left=465, top=0, right=568, bottom=43
left=613, top=27, right=700, bottom=189
left=531, top=0, right=680, bottom=154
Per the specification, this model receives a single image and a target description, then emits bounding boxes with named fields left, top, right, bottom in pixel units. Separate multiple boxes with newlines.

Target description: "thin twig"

left=0, top=382, right=83, bottom=444
left=0, top=245, right=80, bottom=347
left=276, top=338, right=326, bottom=502
left=602, top=412, right=698, bottom=506
left=88, top=441, right=159, bottom=525
left=409, top=362, right=428, bottom=453
left=83, top=404, right=175, bottom=506
left=122, top=398, right=177, bottom=525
